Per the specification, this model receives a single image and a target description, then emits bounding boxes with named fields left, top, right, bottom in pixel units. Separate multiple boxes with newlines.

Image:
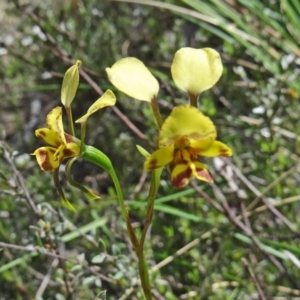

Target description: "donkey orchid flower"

left=32, top=106, right=80, bottom=171
left=144, top=105, right=232, bottom=188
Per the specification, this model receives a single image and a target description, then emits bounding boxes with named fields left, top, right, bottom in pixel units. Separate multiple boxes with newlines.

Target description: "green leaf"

left=92, top=254, right=106, bottom=264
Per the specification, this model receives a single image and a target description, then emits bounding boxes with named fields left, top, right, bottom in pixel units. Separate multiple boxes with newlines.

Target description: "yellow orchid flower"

left=144, top=105, right=232, bottom=188
left=32, top=106, right=80, bottom=172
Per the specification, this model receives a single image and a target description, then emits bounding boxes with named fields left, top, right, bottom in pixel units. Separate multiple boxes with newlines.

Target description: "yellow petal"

left=46, top=107, right=66, bottom=144
left=32, top=147, right=60, bottom=171
left=61, top=60, right=81, bottom=107
left=106, top=57, right=159, bottom=102
left=171, top=47, right=223, bottom=95
left=193, top=140, right=232, bottom=157
left=159, top=105, right=216, bottom=148
left=35, top=128, right=62, bottom=147
left=76, top=90, right=116, bottom=123
left=144, top=146, right=174, bottom=170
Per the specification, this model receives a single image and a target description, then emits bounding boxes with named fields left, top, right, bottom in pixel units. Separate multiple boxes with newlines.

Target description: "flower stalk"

left=83, top=144, right=156, bottom=299
left=188, top=92, right=198, bottom=107
left=150, top=96, right=163, bottom=128
left=65, top=106, right=75, bottom=137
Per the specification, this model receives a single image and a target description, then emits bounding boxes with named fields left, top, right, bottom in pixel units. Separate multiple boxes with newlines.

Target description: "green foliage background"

left=0, top=0, right=300, bottom=299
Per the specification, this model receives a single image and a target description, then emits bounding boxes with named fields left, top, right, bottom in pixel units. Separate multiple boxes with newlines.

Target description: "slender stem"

left=66, top=157, right=100, bottom=201
left=65, top=106, right=75, bottom=136
left=79, top=122, right=86, bottom=154
left=188, top=92, right=199, bottom=107
left=82, top=145, right=160, bottom=299
left=150, top=96, right=163, bottom=128
left=53, top=168, right=77, bottom=212
left=83, top=145, right=140, bottom=254
left=140, top=171, right=159, bottom=248
left=138, top=169, right=162, bottom=300
left=138, top=255, right=152, bottom=300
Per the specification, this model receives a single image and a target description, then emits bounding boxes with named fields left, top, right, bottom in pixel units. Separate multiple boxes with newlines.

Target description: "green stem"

left=140, top=171, right=160, bottom=248
left=83, top=145, right=140, bottom=251
left=138, top=254, right=152, bottom=300
left=138, top=169, right=162, bottom=300
left=79, top=122, right=86, bottom=154
left=53, top=168, right=77, bottom=212
left=65, top=106, right=75, bottom=137
left=150, top=96, right=163, bottom=128
left=82, top=145, right=162, bottom=299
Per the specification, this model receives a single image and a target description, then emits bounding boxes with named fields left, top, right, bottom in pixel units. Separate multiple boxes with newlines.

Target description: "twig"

left=242, top=257, right=267, bottom=300
left=0, top=241, right=67, bottom=260
left=247, top=163, right=300, bottom=211
left=1, top=141, right=39, bottom=214
left=224, top=158, right=298, bottom=234
left=190, top=181, right=224, bottom=213
left=59, top=210, right=99, bottom=248
left=212, top=184, right=299, bottom=289
left=118, top=228, right=218, bottom=299
left=57, top=246, right=73, bottom=300
left=237, top=195, right=300, bottom=221
left=35, top=258, right=59, bottom=299
left=129, top=170, right=148, bottom=199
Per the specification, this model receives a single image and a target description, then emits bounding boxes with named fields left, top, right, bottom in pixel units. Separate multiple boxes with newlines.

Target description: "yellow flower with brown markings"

left=32, top=106, right=80, bottom=171
left=144, top=105, right=232, bottom=188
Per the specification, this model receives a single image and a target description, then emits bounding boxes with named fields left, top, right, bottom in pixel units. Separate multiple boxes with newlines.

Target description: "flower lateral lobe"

left=144, top=105, right=232, bottom=188
left=76, top=89, right=116, bottom=124
left=171, top=47, right=223, bottom=96
left=192, top=140, right=232, bottom=157
left=144, top=146, right=174, bottom=171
